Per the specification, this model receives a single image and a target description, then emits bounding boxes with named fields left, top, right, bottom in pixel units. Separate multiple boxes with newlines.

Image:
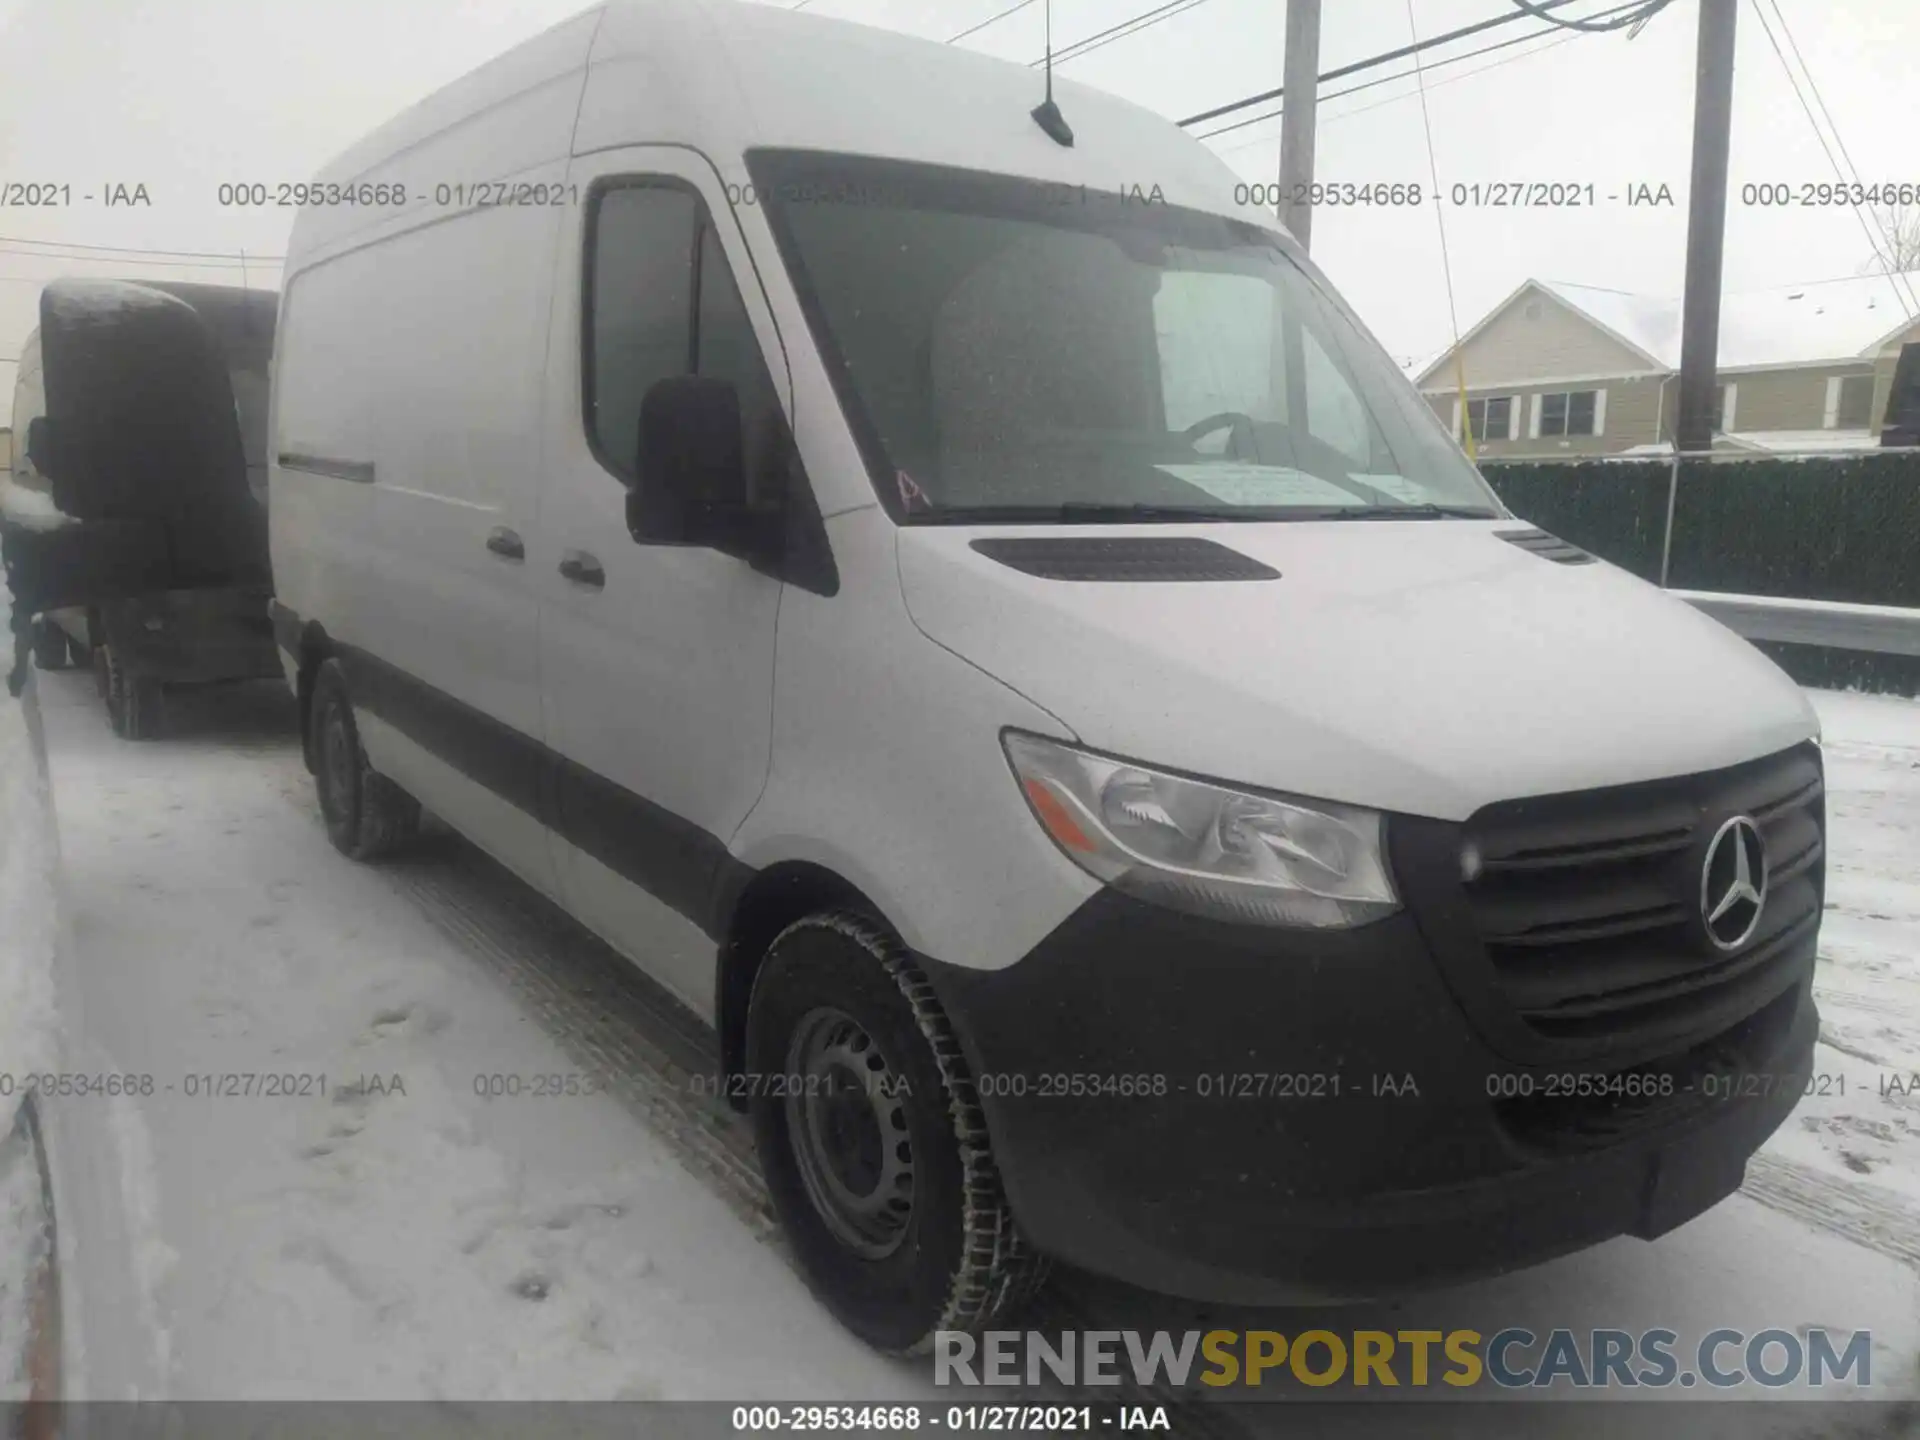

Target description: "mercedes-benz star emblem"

left=1700, top=815, right=1768, bottom=952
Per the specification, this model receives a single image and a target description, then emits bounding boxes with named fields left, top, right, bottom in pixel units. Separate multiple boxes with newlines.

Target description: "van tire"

left=98, top=645, right=164, bottom=740
left=311, top=658, right=420, bottom=861
left=745, top=911, right=1050, bottom=1354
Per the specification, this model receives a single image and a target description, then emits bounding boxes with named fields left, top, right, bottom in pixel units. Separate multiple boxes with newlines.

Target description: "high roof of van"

left=293, top=0, right=1261, bottom=269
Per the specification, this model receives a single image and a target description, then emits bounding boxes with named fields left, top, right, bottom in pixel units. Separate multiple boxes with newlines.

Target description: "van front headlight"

left=1003, top=731, right=1399, bottom=929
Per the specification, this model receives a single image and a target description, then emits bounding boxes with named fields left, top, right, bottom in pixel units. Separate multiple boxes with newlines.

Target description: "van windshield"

left=747, top=150, right=1501, bottom=523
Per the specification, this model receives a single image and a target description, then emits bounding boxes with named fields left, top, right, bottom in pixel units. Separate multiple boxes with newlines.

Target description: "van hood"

left=896, top=522, right=1819, bottom=822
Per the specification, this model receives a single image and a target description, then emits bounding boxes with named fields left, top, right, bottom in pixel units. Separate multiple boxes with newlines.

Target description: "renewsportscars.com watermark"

left=934, top=1328, right=1873, bottom=1391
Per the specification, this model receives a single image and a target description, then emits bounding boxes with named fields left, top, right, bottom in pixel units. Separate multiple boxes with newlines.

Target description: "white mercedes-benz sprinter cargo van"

left=269, top=0, right=1826, bottom=1354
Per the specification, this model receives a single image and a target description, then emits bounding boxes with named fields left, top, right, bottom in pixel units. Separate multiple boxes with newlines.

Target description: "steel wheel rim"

left=783, top=1005, right=914, bottom=1259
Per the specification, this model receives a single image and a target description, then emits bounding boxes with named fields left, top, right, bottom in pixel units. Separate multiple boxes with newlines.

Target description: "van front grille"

left=1460, top=743, right=1824, bottom=1046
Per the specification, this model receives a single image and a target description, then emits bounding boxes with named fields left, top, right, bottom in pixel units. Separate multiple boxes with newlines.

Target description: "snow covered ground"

left=16, top=669, right=1920, bottom=1430
left=1784, top=691, right=1920, bottom=1207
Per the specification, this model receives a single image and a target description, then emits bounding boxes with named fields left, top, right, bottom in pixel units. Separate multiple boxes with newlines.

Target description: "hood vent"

left=970, top=536, right=1280, bottom=582
left=1498, top=528, right=1596, bottom=566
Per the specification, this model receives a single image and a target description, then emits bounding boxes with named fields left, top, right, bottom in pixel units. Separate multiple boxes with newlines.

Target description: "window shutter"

left=1451, top=397, right=1462, bottom=440
left=1529, top=393, right=1543, bottom=439
left=1823, top=376, right=1841, bottom=429
left=1721, top=383, right=1736, bottom=432
left=1592, top=388, right=1607, bottom=437
left=1507, top=395, right=1521, bottom=440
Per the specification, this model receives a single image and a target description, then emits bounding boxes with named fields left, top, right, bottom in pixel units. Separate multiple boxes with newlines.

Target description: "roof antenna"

left=1030, top=0, right=1074, bottom=147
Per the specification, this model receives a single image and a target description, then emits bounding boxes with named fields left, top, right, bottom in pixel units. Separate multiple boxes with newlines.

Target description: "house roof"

left=1418, top=271, right=1920, bottom=387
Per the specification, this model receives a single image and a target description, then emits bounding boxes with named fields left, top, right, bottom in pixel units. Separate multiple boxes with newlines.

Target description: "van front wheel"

left=310, top=658, right=420, bottom=861
left=745, top=911, right=1049, bottom=1354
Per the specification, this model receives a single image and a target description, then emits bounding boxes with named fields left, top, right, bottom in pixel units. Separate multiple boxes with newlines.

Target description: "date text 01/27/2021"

left=0, top=1072, right=371, bottom=1098
left=730, top=1404, right=1169, bottom=1433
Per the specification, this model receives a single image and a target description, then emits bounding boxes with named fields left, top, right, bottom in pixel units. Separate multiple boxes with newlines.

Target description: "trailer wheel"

left=746, top=910, right=1050, bottom=1354
left=99, top=645, right=163, bottom=741
left=311, top=658, right=419, bottom=860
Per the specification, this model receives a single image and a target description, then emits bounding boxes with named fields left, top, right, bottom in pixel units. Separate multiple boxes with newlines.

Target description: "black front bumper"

left=919, top=886, right=1816, bottom=1305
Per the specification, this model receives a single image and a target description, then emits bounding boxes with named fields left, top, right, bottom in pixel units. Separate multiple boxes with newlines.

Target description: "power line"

left=1029, top=0, right=1214, bottom=68
left=1177, top=0, right=1589, bottom=129
left=1752, top=0, right=1918, bottom=318
left=1197, top=0, right=1638, bottom=144
left=1403, top=0, right=1474, bottom=458
left=0, top=252, right=275, bottom=275
left=947, top=0, right=1039, bottom=44
left=0, top=235, right=284, bottom=263
left=1504, top=0, right=1676, bottom=31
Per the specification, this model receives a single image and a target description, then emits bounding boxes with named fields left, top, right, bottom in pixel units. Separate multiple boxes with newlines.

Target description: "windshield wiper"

left=1317, top=503, right=1498, bottom=520
left=1054, top=502, right=1270, bottom=522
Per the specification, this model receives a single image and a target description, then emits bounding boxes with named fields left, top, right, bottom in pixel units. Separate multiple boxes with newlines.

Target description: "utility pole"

left=1674, top=0, right=1738, bottom=452
left=1278, top=0, right=1323, bottom=250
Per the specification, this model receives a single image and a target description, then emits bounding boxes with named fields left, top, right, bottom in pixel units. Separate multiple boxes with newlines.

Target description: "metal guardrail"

left=1673, top=590, right=1920, bottom=658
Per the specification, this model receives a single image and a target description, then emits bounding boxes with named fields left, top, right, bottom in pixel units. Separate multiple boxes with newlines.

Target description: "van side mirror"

left=630, top=375, right=778, bottom=564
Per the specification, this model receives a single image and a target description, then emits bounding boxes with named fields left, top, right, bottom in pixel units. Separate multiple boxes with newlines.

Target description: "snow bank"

left=0, top=581, right=60, bottom=1118
left=0, top=574, right=61, bottom=1397
left=0, top=1125, right=51, bottom=1402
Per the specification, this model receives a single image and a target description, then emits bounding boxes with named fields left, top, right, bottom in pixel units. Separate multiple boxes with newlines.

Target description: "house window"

left=1835, top=374, right=1873, bottom=430
left=1540, top=389, right=1599, bottom=437
left=1464, top=395, right=1512, bottom=443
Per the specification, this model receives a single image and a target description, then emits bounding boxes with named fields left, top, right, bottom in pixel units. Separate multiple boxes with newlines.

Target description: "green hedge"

left=1482, top=451, right=1920, bottom=695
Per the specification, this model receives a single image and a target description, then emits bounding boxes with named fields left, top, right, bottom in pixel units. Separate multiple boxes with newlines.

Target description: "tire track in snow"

left=372, top=837, right=1253, bottom=1437
left=1742, top=1152, right=1920, bottom=1269
left=382, top=846, right=774, bottom=1235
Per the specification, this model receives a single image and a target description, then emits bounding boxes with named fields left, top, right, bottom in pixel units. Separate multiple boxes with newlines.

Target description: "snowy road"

left=28, top=669, right=1920, bottom=1429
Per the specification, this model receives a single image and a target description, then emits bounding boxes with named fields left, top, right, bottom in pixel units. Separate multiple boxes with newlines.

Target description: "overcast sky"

left=1, top=0, right=1913, bottom=393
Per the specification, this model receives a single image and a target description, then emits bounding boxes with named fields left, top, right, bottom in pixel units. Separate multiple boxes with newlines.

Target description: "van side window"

left=586, top=184, right=698, bottom=476
left=585, top=179, right=789, bottom=507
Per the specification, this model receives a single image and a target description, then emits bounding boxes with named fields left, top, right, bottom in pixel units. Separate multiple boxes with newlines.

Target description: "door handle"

left=486, top=527, right=525, bottom=561
left=558, top=550, right=605, bottom=589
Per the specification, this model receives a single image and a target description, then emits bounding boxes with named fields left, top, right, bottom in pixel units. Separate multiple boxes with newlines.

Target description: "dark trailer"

left=4, top=278, right=281, bottom=736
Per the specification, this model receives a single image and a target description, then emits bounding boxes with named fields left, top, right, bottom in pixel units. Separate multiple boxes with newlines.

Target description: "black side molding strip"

left=339, top=644, right=549, bottom=825
left=278, top=451, right=376, bottom=484
left=299, top=621, right=748, bottom=942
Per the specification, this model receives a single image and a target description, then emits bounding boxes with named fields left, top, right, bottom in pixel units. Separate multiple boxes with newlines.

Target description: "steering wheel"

left=1182, top=410, right=1260, bottom=460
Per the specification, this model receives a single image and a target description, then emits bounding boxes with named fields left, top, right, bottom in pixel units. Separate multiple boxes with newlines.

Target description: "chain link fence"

left=1481, top=449, right=1920, bottom=695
